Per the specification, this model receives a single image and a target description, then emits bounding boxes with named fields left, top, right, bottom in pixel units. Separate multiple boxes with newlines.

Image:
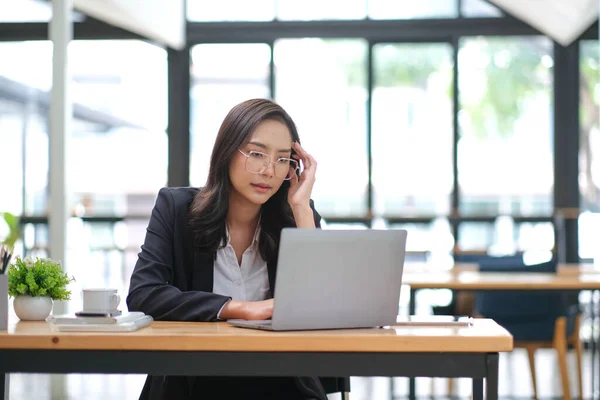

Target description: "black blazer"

left=127, top=187, right=348, bottom=399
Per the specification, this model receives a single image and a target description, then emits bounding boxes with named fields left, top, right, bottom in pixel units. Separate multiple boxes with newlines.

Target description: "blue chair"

left=475, top=258, right=583, bottom=400
left=432, top=253, right=525, bottom=318
left=431, top=252, right=526, bottom=396
left=456, top=252, right=524, bottom=264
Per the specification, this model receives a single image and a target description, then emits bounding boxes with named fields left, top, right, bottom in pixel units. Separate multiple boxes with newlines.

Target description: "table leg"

left=590, top=289, right=595, bottom=399
left=593, top=289, right=599, bottom=400
left=408, top=378, right=415, bottom=400
left=407, top=287, right=416, bottom=400
left=409, top=288, right=416, bottom=316
left=2, top=373, right=8, bottom=400
left=485, top=353, right=499, bottom=400
left=472, top=378, right=483, bottom=400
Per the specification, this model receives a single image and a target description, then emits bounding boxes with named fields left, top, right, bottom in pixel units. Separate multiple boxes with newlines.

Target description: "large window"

left=458, top=36, right=554, bottom=216
left=0, top=40, right=168, bottom=217
left=372, top=42, right=454, bottom=216
left=275, top=39, right=368, bottom=216
left=68, top=40, right=168, bottom=217
left=0, top=39, right=167, bottom=309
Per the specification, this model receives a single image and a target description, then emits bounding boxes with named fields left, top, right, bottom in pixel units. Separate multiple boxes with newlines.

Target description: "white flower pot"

left=13, top=295, right=53, bottom=321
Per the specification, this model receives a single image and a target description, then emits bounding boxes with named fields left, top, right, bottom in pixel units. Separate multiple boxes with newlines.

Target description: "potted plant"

left=7, top=257, right=74, bottom=321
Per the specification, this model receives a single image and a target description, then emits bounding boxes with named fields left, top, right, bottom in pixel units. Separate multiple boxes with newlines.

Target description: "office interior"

left=0, top=0, right=599, bottom=399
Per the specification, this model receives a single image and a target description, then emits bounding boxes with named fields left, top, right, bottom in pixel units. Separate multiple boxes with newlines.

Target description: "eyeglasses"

left=238, top=149, right=298, bottom=180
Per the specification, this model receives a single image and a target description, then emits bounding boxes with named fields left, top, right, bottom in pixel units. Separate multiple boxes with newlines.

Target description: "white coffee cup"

left=82, top=288, right=120, bottom=314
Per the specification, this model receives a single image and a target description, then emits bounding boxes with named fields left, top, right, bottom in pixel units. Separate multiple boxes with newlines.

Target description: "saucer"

left=75, top=310, right=122, bottom=317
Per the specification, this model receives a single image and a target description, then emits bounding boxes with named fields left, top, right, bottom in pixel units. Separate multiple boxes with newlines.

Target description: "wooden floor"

left=7, top=348, right=599, bottom=399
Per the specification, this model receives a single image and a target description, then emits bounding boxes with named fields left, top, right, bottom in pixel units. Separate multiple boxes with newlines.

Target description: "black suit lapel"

left=192, top=251, right=215, bottom=292
left=267, top=258, right=277, bottom=298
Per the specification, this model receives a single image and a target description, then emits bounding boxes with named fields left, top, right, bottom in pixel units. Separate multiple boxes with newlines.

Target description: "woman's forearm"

left=292, top=205, right=316, bottom=228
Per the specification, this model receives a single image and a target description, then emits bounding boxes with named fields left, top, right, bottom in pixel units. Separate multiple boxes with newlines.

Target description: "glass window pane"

left=0, top=41, right=52, bottom=216
left=458, top=219, right=554, bottom=254
left=0, top=41, right=53, bottom=90
left=23, top=223, right=48, bottom=257
left=372, top=43, right=454, bottom=216
left=389, top=218, right=454, bottom=262
left=190, top=44, right=271, bottom=186
left=0, top=99, right=25, bottom=215
left=277, top=0, right=366, bottom=20
left=580, top=40, right=599, bottom=212
left=187, top=0, right=275, bottom=21
left=517, top=222, right=554, bottom=252
left=274, top=39, right=368, bottom=217
left=458, top=36, right=554, bottom=216
left=22, top=114, right=49, bottom=216
left=579, top=40, right=599, bottom=261
left=0, top=0, right=51, bottom=22
left=369, top=0, right=457, bottom=19
left=321, top=221, right=368, bottom=230
left=461, top=0, right=503, bottom=17
left=68, top=40, right=168, bottom=217
left=0, top=0, right=84, bottom=22
left=457, top=222, right=495, bottom=251
left=579, top=212, right=600, bottom=261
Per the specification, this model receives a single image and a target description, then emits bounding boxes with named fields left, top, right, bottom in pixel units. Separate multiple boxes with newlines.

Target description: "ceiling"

left=490, top=0, right=598, bottom=46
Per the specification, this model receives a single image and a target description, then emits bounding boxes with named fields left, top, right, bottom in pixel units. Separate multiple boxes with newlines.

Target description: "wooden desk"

left=0, top=318, right=512, bottom=400
left=402, top=268, right=600, bottom=322
left=404, top=262, right=600, bottom=276
left=403, top=270, right=600, bottom=291
left=403, top=268, right=600, bottom=400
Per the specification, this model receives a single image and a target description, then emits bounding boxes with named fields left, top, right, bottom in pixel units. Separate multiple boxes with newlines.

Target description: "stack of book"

left=49, top=311, right=153, bottom=332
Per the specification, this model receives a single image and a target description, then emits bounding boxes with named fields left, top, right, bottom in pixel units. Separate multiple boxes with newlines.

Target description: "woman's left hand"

left=287, top=141, right=317, bottom=210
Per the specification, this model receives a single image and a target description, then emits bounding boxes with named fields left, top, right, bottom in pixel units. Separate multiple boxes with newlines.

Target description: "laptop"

left=227, top=228, right=407, bottom=331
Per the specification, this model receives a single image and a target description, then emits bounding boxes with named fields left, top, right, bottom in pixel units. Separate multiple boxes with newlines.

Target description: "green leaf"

left=7, top=257, right=75, bottom=300
left=1, top=212, right=21, bottom=249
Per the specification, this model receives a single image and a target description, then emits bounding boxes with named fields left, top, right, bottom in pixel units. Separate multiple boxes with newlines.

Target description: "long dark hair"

left=188, top=99, right=301, bottom=262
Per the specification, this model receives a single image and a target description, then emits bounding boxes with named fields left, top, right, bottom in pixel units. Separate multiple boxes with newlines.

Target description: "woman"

left=127, top=99, right=347, bottom=399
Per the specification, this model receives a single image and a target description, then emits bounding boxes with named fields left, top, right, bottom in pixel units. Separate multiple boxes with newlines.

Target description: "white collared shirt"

left=213, top=225, right=270, bottom=318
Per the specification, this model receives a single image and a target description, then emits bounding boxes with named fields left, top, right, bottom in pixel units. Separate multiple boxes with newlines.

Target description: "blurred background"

left=0, top=0, right=598, bottom=398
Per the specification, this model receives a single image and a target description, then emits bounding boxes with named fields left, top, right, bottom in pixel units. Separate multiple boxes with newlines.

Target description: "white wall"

left=73, top=0, right=185, bottom=49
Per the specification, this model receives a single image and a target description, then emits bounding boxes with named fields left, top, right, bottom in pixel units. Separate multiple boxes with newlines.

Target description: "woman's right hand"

left=219, top=299, right=274, bottom=320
